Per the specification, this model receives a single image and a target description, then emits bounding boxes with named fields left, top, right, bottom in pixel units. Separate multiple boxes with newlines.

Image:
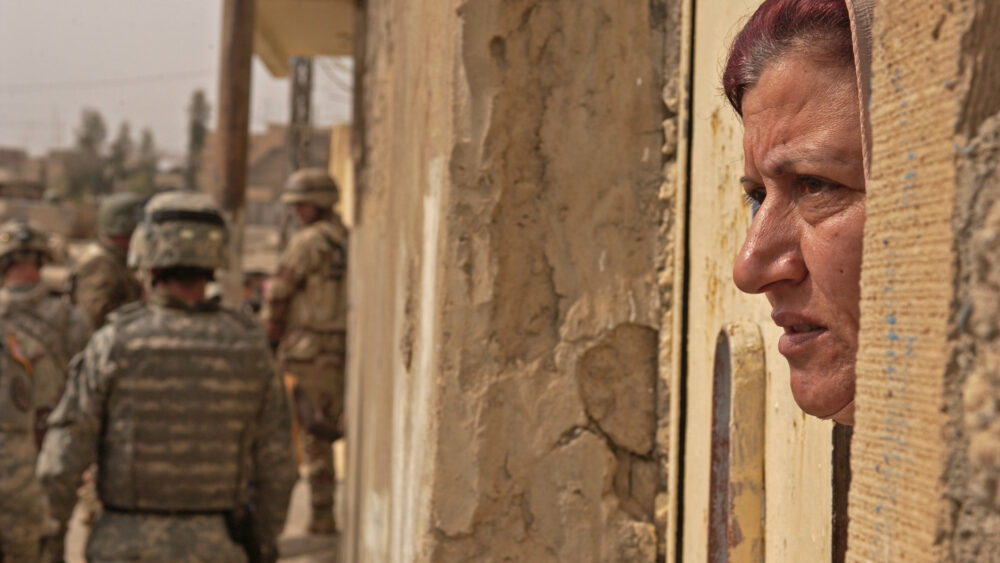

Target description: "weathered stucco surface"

left=347, top=0, right=671, bottom=561
left=850, top=1, right=1000, bottom=560
left=948, top=1, right=1000, bottom=559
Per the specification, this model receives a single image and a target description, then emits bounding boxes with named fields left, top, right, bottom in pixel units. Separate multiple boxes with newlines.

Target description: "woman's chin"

left=788, top=367, right=855, bottom=424
left=827, top=401, right=855, bottom=426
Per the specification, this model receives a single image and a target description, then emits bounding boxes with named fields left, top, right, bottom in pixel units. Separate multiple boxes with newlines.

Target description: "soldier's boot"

left=309, top=503, right=337, bottom=535
left=305, top=433, right=337, bottom=535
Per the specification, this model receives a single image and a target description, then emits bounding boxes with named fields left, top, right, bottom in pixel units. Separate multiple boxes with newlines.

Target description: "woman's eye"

left=795, top=175, right=838, bottom=195
left=742, top=188, right=764, bottom=217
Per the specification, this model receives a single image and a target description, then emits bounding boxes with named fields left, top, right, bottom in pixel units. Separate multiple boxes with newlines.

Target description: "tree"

left=126, top=129, right=159, bottom=195
left=75, top=109, right=107, bottom=154
left=184, top=89, right=211, bottom=190
left=66, top=108, right=109, bottom=197
left=108, top=122, right=134, bottom=184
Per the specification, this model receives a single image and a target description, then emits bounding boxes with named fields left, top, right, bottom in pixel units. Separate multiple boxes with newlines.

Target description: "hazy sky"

left=0, top=0, right=352, bottom=157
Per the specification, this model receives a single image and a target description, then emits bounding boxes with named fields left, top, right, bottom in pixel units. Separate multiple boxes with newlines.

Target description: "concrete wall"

left=346, top=0, right=673, bottom=560
left=849, top=1, right=1000, bottom=560
left=328, top=124, right=354, bottom=226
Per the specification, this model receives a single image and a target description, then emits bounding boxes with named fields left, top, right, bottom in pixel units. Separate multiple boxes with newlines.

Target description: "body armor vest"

left=286, top=221, right=347, bottom=335
left=98, top=303, right=274, bottom=512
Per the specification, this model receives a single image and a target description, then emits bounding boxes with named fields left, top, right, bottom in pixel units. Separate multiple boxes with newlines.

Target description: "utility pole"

left=288, top=57, right=314, bottom=171
left=280, top=56, right=314, bottom=251
left=214, top=0, right=255, bottom=307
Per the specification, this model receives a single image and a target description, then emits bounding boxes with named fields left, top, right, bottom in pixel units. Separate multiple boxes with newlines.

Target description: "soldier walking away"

left=0, top=220, right=91, bottom=444
left=0, top=325, right=57, bottom=562
left=71, top=192, right=145, bottom=562
left=37, top=192, right=297, bottom=563
left=72, top=192, right=145, bottom=328
left=262, top=168, right=348, bottom=536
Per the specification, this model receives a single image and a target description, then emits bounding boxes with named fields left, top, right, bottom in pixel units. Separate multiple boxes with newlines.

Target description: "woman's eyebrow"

left=761, top=150, right=854, bottom=176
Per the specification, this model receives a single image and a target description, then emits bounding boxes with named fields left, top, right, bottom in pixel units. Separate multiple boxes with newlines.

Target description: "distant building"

left=198, top=123, right=331, bottom=225
left=0, top=147, right=44, bottom=200
left=0, top=147, right=28, bottom=176
left=0, top=169, right=44, bottom=200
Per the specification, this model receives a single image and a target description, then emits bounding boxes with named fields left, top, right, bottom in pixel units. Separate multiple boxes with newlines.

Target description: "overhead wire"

left=0, top=70, right=215, bottom=93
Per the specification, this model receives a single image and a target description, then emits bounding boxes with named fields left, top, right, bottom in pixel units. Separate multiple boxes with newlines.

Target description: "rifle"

left=224, top=505, right=276, bottom=563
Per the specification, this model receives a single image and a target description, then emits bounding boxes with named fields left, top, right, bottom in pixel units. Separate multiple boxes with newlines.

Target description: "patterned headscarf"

left=848, top=0, right=874, bottom=178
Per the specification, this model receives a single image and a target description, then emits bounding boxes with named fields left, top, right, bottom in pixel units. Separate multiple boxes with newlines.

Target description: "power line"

left=0, top=69, right=215, bottom=93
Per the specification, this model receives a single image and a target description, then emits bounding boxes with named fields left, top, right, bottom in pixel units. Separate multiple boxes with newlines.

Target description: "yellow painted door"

left=681, top=0, right=836, bottom=560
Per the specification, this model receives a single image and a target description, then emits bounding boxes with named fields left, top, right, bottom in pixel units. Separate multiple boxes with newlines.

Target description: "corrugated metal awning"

left=254, top=0, right=354, bottom=77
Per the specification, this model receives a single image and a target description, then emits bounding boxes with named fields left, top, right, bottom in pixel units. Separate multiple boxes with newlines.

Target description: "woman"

left=725, top=0, right=872, bottom=425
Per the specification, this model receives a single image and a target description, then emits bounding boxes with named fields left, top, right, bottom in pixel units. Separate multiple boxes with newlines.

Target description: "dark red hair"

left=723, top=0, right=854, bottom=115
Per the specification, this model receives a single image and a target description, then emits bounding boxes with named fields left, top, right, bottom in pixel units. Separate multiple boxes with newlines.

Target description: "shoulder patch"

left=6, top=332, right=33, bottom=375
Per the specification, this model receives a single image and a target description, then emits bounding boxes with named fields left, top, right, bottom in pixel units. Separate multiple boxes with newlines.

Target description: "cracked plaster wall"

left=348, top=0, right=674, bottom=561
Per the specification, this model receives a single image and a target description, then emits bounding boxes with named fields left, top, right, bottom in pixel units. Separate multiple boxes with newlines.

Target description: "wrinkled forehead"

left=742, top=53, right=858, bottom=121
left=741, top=56, right=862, bottom=177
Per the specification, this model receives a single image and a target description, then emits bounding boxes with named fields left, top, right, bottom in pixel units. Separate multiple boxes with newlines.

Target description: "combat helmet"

left=98, top=192, right=146, bottom=237
left=128, top=191, right=229, bottom=271
left=0, top=219, right=51, bottom=271
left=281, top=168, right=339, bottom=208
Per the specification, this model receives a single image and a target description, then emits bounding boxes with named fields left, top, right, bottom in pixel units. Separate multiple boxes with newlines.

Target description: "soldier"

left=0, top=219, right=91, bottom=441
left=262, top=168, right=348, bottom=535
left=72, top=192, right=145, bottom=328
left=0, top=324, right=56, bottom=561
left=71, top=192, right=146, bottom=555
left=37, top=192, right=297, bottom=562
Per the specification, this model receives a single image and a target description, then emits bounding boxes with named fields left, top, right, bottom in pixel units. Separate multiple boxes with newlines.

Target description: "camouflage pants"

left=0, top=433, right=47, bottom=562
left=86, top=511, right=245, bottom=563
left=286, top=354, right=344, bottom=528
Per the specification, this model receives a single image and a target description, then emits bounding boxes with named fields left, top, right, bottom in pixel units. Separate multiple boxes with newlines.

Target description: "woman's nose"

left=732, top=208, right=805, bottom=294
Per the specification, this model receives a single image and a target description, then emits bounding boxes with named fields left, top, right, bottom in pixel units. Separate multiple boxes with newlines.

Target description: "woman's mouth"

left=778, top=325, right=828, bottom=356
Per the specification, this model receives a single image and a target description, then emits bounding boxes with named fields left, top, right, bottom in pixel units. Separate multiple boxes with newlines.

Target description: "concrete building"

left=247, top=0, right=1000, bottom=561
left=0, top=147, right=29, bottom=176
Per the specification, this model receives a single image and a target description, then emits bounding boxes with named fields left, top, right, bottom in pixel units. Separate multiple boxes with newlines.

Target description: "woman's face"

left=733, top=51, right=865, bottom=425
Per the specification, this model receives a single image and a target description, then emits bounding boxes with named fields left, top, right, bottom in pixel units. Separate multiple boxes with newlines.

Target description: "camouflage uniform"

left=72, top=192, right=145, bottom=328
left=37, top=193, right=297, bottom=562
left=262, top=168, right=348, bottom=534
left=0, top=220, right=92, bottom=442
left=0, top=326, right=54, bottom=562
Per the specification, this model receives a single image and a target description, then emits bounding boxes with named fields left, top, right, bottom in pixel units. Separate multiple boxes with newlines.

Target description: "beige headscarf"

left=848, top=0, right=874, bottom=178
